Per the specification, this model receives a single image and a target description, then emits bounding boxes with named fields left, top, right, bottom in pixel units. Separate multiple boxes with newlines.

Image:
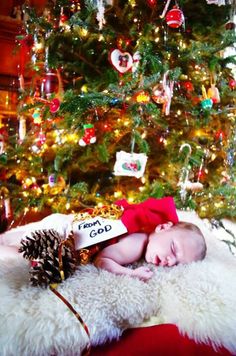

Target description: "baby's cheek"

left=144, top=249, right=151, bottom=263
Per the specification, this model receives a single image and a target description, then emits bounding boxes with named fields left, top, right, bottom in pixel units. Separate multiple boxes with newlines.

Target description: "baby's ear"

left=155, top=225, right=162, bottom=232
left=155, top=221, right=173, bottom=233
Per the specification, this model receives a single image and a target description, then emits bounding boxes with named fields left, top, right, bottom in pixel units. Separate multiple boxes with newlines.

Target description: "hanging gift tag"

left=73, top=217, right=128, bottom=249
left=113, top=151, right=147, bottom=178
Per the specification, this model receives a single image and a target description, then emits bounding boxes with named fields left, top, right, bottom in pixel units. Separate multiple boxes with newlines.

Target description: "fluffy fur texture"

left=0, top=210, right=236, bottom=355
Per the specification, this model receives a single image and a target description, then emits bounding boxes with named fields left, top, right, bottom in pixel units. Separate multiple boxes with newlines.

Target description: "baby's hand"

left=131, top=266, right=153, bottom=281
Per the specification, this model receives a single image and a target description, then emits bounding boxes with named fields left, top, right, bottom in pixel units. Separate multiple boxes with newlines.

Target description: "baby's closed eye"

left=171, top=241, right=177, bottom=256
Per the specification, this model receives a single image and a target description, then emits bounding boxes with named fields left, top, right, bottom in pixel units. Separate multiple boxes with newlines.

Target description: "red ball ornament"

left=229, top=78, right=236, bottom=90
left=38, top=132, right=46, bottom=146
left=41, top=71, right=59, bottom=97
left=182, top=81, right=194, bottom=92
left=196, top=169, right=206, bottom=182
left=215, top=130, right=226, bottom=141
left=0, top=168, right=7, bottom=181
left=211, top=97, right=218, bottom=104
left=147, top=0, right=157, bottom=8
left=103, top=123, right=112, bottom=132
left=165, top=7, right=184, bottom=29
left=60, top=14, right=68, bottom=23
left=50, top=98, right=61, bottom=113
left=225, top=22, right=235, bottom=31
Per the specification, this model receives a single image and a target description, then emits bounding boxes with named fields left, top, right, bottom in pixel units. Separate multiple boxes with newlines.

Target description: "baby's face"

left=145, top=227, right=202, bottom=267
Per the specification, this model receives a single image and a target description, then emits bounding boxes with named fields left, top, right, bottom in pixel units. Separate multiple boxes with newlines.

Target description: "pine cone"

left=19, top=229, right=77, bottom=288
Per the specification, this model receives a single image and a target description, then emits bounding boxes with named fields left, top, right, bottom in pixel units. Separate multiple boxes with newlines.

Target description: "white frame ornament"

left=113, top=151, right=147, bottom=178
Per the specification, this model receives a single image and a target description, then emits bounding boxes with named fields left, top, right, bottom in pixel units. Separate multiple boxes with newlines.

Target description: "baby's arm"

left=0, top=213, right=73, bottom=248
left=94, top=232, right=153, bottom=281
left=0, top=245, right=21, bottom=260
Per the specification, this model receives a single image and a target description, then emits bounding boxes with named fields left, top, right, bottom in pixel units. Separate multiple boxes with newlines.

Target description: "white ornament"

left=48, top=174, right=56, bottom=187
left=153, top=71, right=174, bottom=116
left=19, top=116, right=26, bottom=141
left=104, top=0, right=113, bottom=4
left=96, top=0, right=106, bottom=30
left=160, top=0, right=172, bottom=18
left=132, top=51, right=141, bottom=73
left=206, top=0, right=226, bottom=5
left=178, top=144, right=204, bottom=201
left=162, top=71, right=174, bottom=116
left=19, top=74, right=25, bottom=92
left=113, top=151, right=147, bottom=178
left=0, top=135, right=6, bottom=154
left=4, top=198, right=12, bottom=218
left=184, top=181, right=203, bottom=192
left=178, top=143, right=192, bottom=202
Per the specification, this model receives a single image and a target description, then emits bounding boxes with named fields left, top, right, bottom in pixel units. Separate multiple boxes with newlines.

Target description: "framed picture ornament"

left=109, top=49, right=133, bottom=74
left=113, top=151, right=147, bottom=178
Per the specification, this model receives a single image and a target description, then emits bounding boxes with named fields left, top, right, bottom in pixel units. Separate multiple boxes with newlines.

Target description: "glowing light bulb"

left=114, top=191, right=122, bottom=198
left=139, top=186, right=145, bottom=192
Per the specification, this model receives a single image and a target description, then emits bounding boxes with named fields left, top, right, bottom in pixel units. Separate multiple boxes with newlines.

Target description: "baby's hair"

left=175, top=221, right=207, bottom=260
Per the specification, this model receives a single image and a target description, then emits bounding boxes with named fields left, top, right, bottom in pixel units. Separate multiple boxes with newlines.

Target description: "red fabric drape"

left=116, top=197, right=179, bottom=234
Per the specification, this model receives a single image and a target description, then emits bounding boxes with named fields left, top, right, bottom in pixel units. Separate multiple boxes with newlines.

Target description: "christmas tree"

left=0, top=0, right=235, bottom=221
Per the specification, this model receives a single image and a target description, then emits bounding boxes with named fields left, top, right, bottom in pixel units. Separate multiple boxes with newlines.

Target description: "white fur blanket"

left=0, top=210, right=236, bottom=355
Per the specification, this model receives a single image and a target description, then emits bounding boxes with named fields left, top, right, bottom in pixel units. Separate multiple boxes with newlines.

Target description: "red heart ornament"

left=109, top=49, right=133, bottom=74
